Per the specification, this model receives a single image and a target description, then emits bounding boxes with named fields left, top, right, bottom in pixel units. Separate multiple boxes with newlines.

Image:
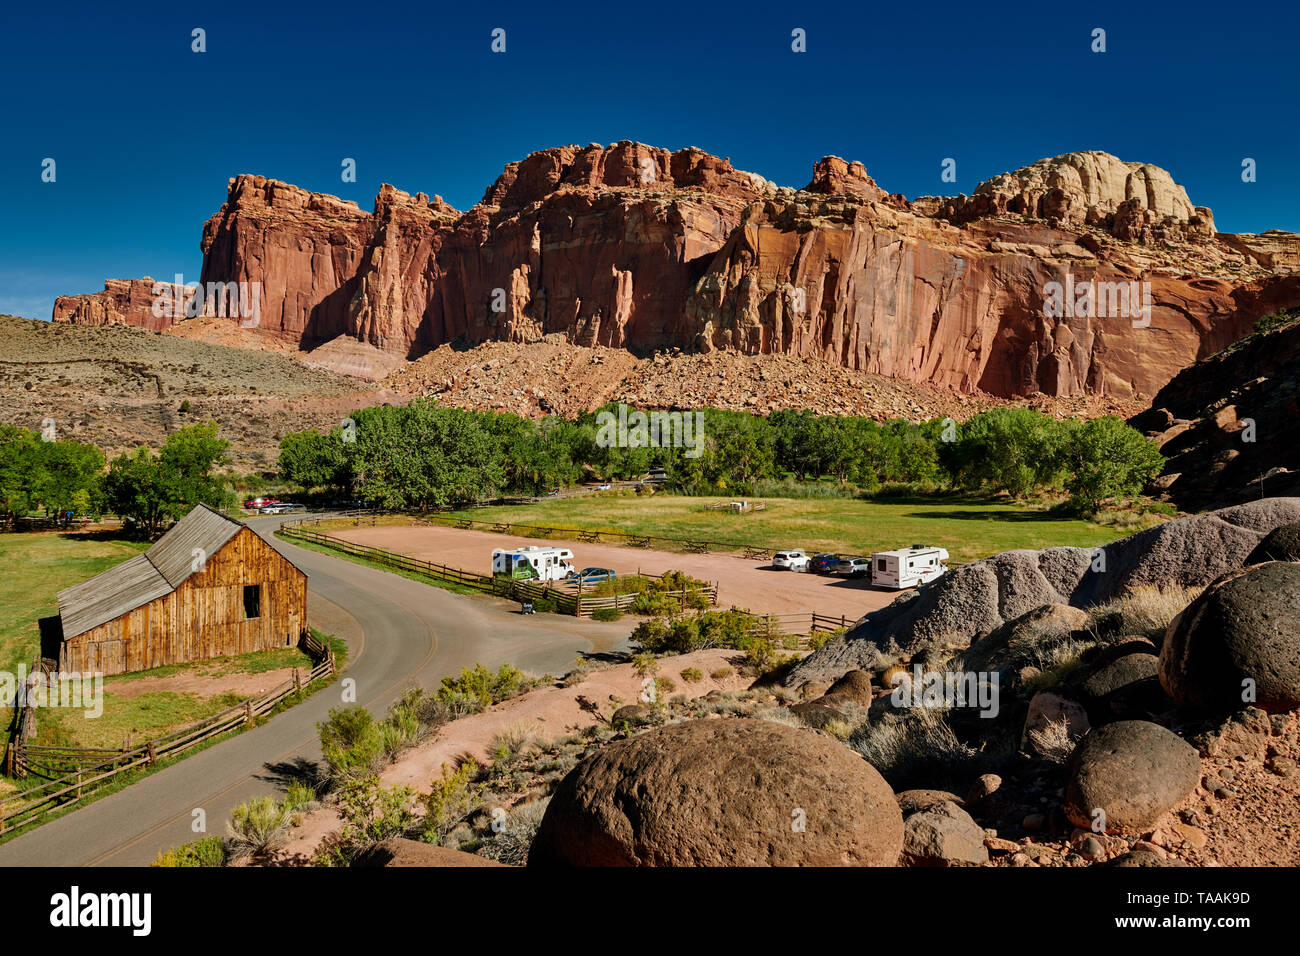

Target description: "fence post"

left=244, top=700, right=255, bottom=725
left=293, top=668, right=301, bottom=694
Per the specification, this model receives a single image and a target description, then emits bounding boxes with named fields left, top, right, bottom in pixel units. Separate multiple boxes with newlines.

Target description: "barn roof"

left=57, top=504, right=249, bottom=640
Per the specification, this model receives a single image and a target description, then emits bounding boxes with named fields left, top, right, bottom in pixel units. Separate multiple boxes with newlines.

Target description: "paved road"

left=0, top=516, right=629, bottom=866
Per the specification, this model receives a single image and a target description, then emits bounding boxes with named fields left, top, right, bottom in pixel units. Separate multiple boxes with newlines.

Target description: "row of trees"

left=277, top=401, right=1165, bottom=513
left=0, top=423, right=233, bottom=536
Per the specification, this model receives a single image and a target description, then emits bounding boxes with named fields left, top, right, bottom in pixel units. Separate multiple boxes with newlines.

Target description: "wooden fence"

left=277, top=524, right=718, bottom=617
left=738, top=612, right=856, bottom=648
left=0, top=633, right=335, bottom=836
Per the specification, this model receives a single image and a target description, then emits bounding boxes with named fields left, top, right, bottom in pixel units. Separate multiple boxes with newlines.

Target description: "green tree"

left=0, top=426, right=43, bottom=522
left=101, top=423, right=232, bottom=536
left=1064, top=417, right=1165, bottom=513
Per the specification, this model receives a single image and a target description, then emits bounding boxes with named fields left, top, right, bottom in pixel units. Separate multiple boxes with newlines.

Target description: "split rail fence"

left=1, top=634, right=335, bottom=836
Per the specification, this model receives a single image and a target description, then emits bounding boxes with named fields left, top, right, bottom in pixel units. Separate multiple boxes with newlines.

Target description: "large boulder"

left=1159, top=561, right=1300, bottom=713
left=1064, top=720, right=1200, bottom=834
left=1246, top=523, right=1300, bottom=564
left=1079, top=653, right=1169, bottom=720
left=351, top=839, right=505, bottom=867
left=785, top=498, right=1300, bottom=687
left=528, top=718, right=903, bottom=866
left=963, top=604, right=1091, bottom=676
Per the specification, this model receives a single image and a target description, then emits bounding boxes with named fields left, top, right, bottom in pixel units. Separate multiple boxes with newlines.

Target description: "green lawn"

left=0, top=531, right=148, bottom=679
left=441, top=493, right=1140, bottom=565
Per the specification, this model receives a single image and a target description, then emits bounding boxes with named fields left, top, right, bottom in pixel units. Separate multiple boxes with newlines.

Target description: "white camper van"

left=492, top=546, right=576, bottom=582
left=870, top=545, right=949, bottom=590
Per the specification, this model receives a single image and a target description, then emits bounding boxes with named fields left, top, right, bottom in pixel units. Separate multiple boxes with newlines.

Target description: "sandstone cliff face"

left=52, top=278, right=192, bottom=331
left=198, top=175, right=375, bottom=345
left=54, top=145, right=1300, bottom=400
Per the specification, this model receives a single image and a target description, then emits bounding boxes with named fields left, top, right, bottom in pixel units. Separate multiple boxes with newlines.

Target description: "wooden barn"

left=51, top=504, right=308, bottom=676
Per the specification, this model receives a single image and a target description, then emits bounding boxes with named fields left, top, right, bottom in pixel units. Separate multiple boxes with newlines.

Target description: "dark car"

left=809, top=553, right=842, bottom=575
left=835, top=556, right=873, bottom=578
left=569, top=567, right=616, bottom=584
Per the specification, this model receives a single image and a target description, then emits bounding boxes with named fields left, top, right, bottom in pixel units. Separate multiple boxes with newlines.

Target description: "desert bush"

left=437, top=663, right=536, bottom=713
left=590, top=607, right=623, bottom=622
left=316, top=773, right=418, bottom=867
left=476, top=798, right=551, bottom=866
left=489, top=720, right=548, bottom=758
left=318, top=706, right=385, bottom=781
left=679, top=666, right=703, bottom=683
left=227, top=796, right=292, bottom=861
left=710, top=666, right=734, bottom=680
left=631, top=651, right=660, bottom=677
left=421, top=761, right=482, bottom=845
left=654, top=676, right=676, bottom=696
left=151, top=836, right=226, bottom=868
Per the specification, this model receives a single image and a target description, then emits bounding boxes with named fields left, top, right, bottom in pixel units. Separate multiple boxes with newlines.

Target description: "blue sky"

left=2, top=0, right=1297, bottom=319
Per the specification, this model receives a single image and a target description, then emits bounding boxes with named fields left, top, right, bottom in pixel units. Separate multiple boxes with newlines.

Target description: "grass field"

left=435, top=493, right=1141, bottom=565
left=0, top=531, right=149, bottom=679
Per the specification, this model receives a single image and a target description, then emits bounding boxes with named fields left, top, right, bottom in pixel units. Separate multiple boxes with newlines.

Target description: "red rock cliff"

left=54, top=144, right=1300, bottom=399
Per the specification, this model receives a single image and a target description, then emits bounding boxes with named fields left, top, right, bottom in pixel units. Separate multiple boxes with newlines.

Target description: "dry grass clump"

left=850, top=706, right=986, bottom=791
left=1088, top=583, right=1202, bottom=640
left=1027, top=716, right=1081, bottom=764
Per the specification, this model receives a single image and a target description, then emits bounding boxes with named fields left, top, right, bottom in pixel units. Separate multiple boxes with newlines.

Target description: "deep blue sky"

left=2, top=0, right=1297, bottom=319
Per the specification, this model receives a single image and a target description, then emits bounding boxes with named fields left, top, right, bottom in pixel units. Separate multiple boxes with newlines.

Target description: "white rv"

left=492, top=546, right=576, bottom=582
left=870, top=545, right=949, bottom=590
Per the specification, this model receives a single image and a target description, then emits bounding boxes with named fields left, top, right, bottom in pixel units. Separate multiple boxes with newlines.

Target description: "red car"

left=244, top=497, right=280, bottom=510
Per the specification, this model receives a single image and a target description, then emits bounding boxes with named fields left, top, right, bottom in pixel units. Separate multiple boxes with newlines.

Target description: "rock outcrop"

left=1130, top=316, right=1300, bottom=510
left=785, top=498, right=1300, bottom=686
left=55, top=144, right=1300, bottom=401
left=52, top=278, right=193, bottom=331
left=527, top=718, right=903, bottom=866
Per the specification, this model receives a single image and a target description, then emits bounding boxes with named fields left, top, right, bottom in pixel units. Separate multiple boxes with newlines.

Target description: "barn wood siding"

left=59, top=528, right=307, bottom=676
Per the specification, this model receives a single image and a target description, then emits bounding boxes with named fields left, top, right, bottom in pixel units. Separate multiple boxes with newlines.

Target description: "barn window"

left=243, top=584, right=261, bottom=619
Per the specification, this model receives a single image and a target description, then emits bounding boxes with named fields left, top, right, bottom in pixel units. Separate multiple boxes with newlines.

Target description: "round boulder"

left=528, top=718, right=903, bottom=866
left=902, top=800, right=988, bottom=867
left=1245, top=523, right=1300, bottom=564
left=1159, top=562, right=1300, bottom=713
left=1064, top=720, right=1200, bottom=834
left=1080, top=653, right=1168, bottom=720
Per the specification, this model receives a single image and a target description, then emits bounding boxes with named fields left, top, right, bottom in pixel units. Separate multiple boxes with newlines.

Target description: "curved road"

left=0, top=516, right=630, bottom=866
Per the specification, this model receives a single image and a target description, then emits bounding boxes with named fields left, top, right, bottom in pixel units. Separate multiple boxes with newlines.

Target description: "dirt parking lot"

left=332, top=524, right=900, bottom=620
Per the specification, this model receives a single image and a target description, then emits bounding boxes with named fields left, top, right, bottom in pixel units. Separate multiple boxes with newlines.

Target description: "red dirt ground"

left=330, top=524, right=899, bottom=621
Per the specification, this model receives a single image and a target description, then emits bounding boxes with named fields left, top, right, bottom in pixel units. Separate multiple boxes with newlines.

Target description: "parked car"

left=809, top=553, right=842, bottom=575
left=244, top=497, right=280, bottom=510
left=772, top=550, right=810, bottom=571
left=596, top=483, right=612, bottom=491
left=835, top=556, right=873, bottom=578
left=569, top=567, right=616, bottom=584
